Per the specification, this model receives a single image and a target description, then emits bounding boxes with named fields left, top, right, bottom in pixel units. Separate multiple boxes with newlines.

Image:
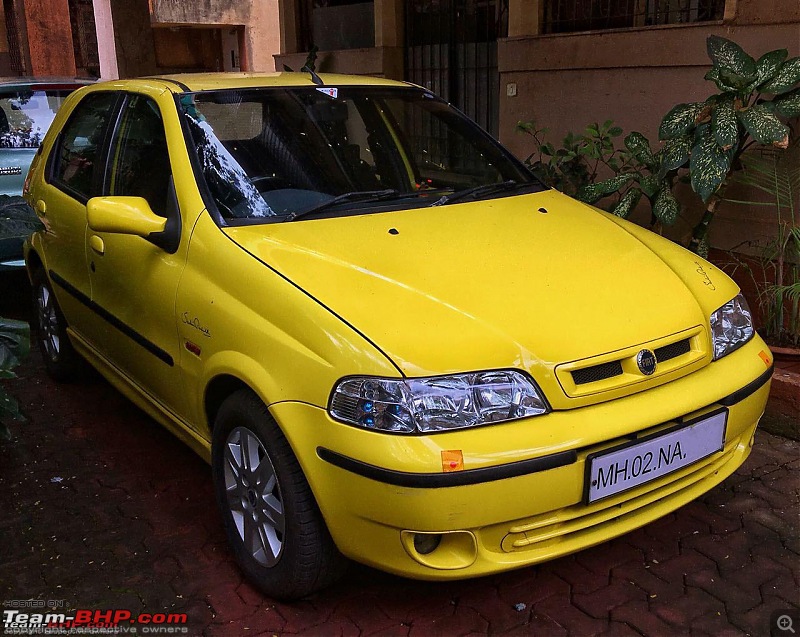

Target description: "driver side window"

left=107, top=95, right=171, bottom=217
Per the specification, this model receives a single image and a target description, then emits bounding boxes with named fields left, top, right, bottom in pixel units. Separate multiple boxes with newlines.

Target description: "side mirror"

left=87, top=196, right=166, bottom=238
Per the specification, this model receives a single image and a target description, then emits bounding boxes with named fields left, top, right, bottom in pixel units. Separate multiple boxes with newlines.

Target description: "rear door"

left=38, top=91, right=121, bottom=332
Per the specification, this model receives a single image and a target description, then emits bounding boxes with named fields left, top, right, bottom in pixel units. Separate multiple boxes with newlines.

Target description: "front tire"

left=211, top=390, right=347, bottom=599
left=31, top=267, right=80, bottom=381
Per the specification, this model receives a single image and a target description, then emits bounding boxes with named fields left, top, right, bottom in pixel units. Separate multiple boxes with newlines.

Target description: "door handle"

left=89, top=235, right=105, bottom=255
left=35, top=199, right=46, bottom=216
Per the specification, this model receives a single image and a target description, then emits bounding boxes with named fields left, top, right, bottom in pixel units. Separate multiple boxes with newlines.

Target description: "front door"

left=86, top=92, right=188, bottom=418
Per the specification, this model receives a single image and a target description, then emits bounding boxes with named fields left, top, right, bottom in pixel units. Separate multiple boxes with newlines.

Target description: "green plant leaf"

left=697, top=236, right=710, bottom=259
left=755, top=49, right=789, bottom=87
left=0, top=318, right=29, bottom=374
left=610, top=188, right=641, bottom=218
left=659, top=102, right=704, bottom=140
left=707, top=35, right=757, bottom=79
left=774, top=88, right=800, bottom=118
left=640, top=174, right=661, bottom=198
left=718, top=68, right=752, bottom=91
left=609, top=126, right=623, bottom=137
left=705, top=68, right=738, bottom=93
left=737, top=105, right=790, bottom=145
left=624, top=132, right=655, bottom=166
left=653, top=186, right=680, bottom=225
left=690, top=128, right=733, bottom=202
left=576, top=173, right=635, bottom=203
left=659, top=136, right=692, bottom=172
left=760, top=57, right=800, bottom=94
left=712, top=98, right=739, bottom=149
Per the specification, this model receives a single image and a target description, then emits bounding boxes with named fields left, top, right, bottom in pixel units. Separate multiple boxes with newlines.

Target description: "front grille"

left=571, top=360, right=623, bottom=385
left=655, top=339, right=691, bottom=363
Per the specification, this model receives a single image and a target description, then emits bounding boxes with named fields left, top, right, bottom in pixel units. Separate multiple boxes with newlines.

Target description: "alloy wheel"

left=36, top=284, right=60, bottom=361
left=223, top=426, right=285, bottom=567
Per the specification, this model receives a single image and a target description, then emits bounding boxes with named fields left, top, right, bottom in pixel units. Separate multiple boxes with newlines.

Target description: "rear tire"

left=31, top=267, right=81, bottom=381
left=211, top=389, right=347, bottom=599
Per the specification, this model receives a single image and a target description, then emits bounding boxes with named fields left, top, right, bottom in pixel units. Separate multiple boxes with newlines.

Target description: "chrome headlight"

left=710, top=293, right=754, bottom=360
left=329, top=370, right=549, bottom=434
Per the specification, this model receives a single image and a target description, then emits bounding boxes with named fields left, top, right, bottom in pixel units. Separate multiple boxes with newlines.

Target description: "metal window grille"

left=68, top=0, right=100, bottom=78
left=543, top=0, right=725, bottom=34
left=405, top=0, right=508, bottom=139
left=3, top=0, right=25, bottom=74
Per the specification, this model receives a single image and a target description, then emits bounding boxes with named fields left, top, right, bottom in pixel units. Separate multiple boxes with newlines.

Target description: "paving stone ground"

left=0, top=275, right=798, bottom=637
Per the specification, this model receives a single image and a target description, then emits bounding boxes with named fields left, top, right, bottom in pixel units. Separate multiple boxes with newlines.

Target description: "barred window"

left=543, top=0, right=725, bottom=34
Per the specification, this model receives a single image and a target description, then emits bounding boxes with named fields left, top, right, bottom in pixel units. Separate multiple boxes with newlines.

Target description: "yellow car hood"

left=224, top=190, right=704, bottom=377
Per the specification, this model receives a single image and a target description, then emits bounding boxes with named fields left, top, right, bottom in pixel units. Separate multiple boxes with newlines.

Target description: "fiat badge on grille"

left=637, top=349, right=657, bottom=375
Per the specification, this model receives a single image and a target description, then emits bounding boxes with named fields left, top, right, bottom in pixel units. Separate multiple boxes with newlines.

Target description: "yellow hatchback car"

left=24, top=73, right=772, bottom=599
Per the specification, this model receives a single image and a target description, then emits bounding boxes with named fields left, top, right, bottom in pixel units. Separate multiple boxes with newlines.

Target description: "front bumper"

left=270, top=336, right=772, bottom=580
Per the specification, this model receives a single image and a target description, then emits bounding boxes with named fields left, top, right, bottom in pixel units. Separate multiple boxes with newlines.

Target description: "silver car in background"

left=0, top=78, right=91, bottom=270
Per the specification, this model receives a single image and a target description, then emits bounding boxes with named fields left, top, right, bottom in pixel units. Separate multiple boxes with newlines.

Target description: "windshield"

left=180, top=86, right=538, bottom=223
left=0, top=89, right=74, bottom=149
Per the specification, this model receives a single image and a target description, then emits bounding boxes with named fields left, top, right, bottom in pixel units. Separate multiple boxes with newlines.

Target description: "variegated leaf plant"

left=579, top=36, right=798, bottom=254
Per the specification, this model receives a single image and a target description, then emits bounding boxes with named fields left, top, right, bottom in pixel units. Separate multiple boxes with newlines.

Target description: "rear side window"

left=52, top=92, right=117, bottom=200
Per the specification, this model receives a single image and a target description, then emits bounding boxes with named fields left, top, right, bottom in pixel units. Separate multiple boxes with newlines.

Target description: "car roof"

left=142, top=72, right=413, bottom=93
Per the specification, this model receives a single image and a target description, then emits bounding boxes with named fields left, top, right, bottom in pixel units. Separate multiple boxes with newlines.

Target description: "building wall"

left=21, top=0, right=77, bottom=75
left=274, top=0, right=403, bottom=78
left=0, top=8, right=11, bottom=75
left=150, top=0, right=280, bottom=72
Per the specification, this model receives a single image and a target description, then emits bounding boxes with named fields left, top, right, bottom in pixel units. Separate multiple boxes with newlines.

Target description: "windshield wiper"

left=430, top=180, right=534, bottom=207
left=286, top=189, right=400, bottom=222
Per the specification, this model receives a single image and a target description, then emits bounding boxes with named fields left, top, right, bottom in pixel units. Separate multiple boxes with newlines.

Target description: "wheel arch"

left=204, top=373, right=254, bottom=432
left=25, top=248, right=43, bottom=280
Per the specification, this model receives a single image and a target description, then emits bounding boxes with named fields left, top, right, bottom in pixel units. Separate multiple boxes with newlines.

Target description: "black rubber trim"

left=49, top=270, right=174, bottom=367
left=146, top=77, right=191, bottom=92
left=316, top=446, right=577, bottom=488
left=718, top=364, right=774, bottom=406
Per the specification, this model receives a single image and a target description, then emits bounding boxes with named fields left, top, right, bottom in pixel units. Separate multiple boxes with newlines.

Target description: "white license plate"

left=586, top=409, right=727, bottom=503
